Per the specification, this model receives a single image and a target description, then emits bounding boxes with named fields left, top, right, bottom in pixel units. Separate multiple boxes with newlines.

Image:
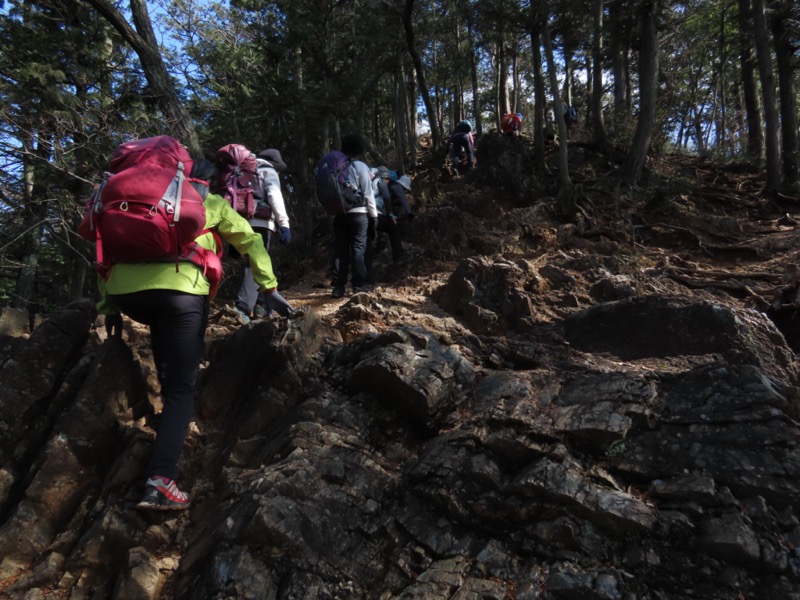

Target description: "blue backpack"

left=315, top=151, right=363, bottom=215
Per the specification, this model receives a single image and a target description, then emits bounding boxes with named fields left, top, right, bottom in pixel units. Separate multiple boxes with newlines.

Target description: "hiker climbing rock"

left=448, top=120, right=475, bottom=176
left=83, top=139, right=292, bottom=510
left=235, top=148, right=292, bottom=324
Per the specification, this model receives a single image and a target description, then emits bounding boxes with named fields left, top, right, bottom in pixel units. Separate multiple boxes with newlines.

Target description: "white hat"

left=397, top=175, right=412, bottom=192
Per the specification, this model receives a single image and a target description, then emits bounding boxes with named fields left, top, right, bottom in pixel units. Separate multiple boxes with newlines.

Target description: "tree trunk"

left=542, top=19, right=574, bottom=214
left=714, top=7, right=728, bottom=154
left=13, top=143, right=42, bottom=312
left=609, top=0, right=628, bottom=122
left=511, top=48, right=521, bottom=113
left=499, top=36, right=511, bottom=120
left=403, top=0, right=441, bottom=148
left=85, top=0, right=201, bottom=158
left=562, top=50, right=573, bottom=108
left=620, top=0, right=660, bottom=185
left=770, top=1, right=799, bottom=191
left=530, top=29, right=547, bottom=173
left=292, top=47, right=309, bottom=181
left=736, top=0, right=763, bottom=160
left=751, top=0, right=781, bottom=194
left=591, top=0, right=609, bottom=153
left=467, top=16, right=482, bottom=135
left=406, top=65, right=418, bottom=165
left=395, top=70, right=406, bottom=171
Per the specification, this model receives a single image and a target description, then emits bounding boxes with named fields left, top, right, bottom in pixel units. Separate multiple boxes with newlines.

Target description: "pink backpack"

left=214, top=144, right=258, bottom=218
left=79, top=136, right=223, bottom=298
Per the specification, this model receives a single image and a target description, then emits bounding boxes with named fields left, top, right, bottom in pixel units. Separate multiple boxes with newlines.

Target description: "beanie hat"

left=257, top=148, right=287, bottom=172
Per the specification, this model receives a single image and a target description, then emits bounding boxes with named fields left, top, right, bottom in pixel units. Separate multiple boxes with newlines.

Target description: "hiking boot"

left=331, top=286, right=346, bottom=299
left=253, top=304, right=269, bottom=319
left=136, top=476, right=189, bottom=511
left=353, top=284, right=375, bottom=294
left=234, top=306, right=251, bottom=324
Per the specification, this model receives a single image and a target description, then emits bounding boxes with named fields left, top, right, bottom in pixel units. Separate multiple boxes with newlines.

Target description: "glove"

left=262, top=289, right=293, bottom=317
left=105, top=314, right=123, bottom=339
left=279, top=227, right=291, bottom=245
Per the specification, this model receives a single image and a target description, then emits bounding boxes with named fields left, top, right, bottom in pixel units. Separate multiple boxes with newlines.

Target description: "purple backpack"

left=315, top=151, right=364, bottom=215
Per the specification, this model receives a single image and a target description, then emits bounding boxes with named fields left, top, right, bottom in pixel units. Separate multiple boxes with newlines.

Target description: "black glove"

left=279, top=227, right=291, bottom=245
left=262, top=290, right=293, bottom=317
left=369, top=217, right=378, bottom=241
left=105, top=314, right=123, bottom=339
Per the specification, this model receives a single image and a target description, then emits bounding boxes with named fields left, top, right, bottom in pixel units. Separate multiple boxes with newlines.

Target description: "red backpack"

left=214, top=144, right=258, bottom=218
left=79, top=136, right=223, bottom=298
left=501, top=113, right=522, bottom=134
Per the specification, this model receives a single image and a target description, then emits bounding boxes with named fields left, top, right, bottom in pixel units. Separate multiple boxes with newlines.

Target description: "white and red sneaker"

left=136, top=476, right=189, bottom=511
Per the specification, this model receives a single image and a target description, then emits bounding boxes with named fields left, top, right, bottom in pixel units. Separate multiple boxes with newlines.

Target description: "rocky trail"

left=1, top=137, right=800, bottom=600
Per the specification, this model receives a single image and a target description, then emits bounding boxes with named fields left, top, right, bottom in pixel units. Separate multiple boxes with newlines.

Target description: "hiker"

left=97, top=157, right=292, bottom=511
left=328, top=133, right=378, bottom=298
left=448, top=120, right=475, bottom=176
left=564, top=105, right=578, bottom=130
left=234, top=148, right=292, bottom=323
left=500, top=113, right=523, bottom=136
left=370, top=167, right=414, bottom=267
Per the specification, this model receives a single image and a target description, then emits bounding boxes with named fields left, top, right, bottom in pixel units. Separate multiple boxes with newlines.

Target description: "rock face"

left=3, top=148, right=800, bottom=599
left=1, top=273, right=800, bottom=600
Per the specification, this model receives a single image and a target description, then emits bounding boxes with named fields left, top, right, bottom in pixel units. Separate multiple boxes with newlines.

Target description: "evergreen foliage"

left=0, top=0, right=798, bottom=312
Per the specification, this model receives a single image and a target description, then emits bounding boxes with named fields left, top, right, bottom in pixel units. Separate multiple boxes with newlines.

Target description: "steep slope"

left=1, top=139, right=800, bottom=600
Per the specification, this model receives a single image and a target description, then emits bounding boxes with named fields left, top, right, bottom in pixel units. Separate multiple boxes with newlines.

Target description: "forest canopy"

left=0, top=0, right=798, bottom=313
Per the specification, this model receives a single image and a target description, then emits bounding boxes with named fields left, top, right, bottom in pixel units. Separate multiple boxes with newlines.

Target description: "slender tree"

left=591, top=0, right=609, bottom=153
left=620, top=0, right=660, bottom=185
left=770, top=0, right=798, bottom=191
left=736, top=0, right=764, bottom=160
left=402, top=0, right=442, bottom=149
left=751, top=0, right=781, bottom=194
left=541, top=13, right=574, bottom=215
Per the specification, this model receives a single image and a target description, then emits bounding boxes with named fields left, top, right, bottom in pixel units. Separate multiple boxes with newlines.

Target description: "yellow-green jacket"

left=97, top=193, right=277, bottom=315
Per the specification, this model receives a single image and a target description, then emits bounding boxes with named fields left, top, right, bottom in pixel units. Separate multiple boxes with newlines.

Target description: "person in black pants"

left=331, top=134, right=378, bottom=297
left=367, top=170, right=414, bottom=277
left=100, top=160, right=292, bottom=510
left=108, top=291, right=206, bottom=482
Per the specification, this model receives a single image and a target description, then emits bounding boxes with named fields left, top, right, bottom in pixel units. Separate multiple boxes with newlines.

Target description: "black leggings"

left=110, top=290, right=208, bottom=480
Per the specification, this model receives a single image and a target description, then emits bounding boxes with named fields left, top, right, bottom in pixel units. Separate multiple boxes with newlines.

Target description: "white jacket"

left=250, top=158, right=290, bottom=232
left=348, top=160, right=378, bottom=218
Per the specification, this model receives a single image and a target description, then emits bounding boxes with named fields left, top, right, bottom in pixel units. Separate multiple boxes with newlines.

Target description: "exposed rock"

left=0, top=307, right=30, bottom=337
left=3, top=158, right=800, bottom=600
left=350, top=327, right=475, bottom=425
left=432, top=256, right=535, bottom=334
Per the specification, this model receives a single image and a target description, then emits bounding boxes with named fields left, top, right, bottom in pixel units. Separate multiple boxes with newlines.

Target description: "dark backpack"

left=565, top=106, right=578, bottom=125
left=78, top=136, right=223, bottom=297
left=315, top=151, right=363, bottom=215
left=214, top=144, right=258, bottom=218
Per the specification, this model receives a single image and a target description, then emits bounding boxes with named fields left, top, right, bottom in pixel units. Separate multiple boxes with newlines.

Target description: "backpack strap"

left=88, top=172, right=112, bottom=232
left=165, top=161, right=186, bottom=222
left=90, top=172, right=114, bottom=277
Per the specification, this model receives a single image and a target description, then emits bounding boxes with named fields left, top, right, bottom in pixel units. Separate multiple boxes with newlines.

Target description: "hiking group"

left=80, top=132, right=421, bottom=510
left=315, top=133, right=416, bottom=299
left=80, top=136, right=293, bottom=510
